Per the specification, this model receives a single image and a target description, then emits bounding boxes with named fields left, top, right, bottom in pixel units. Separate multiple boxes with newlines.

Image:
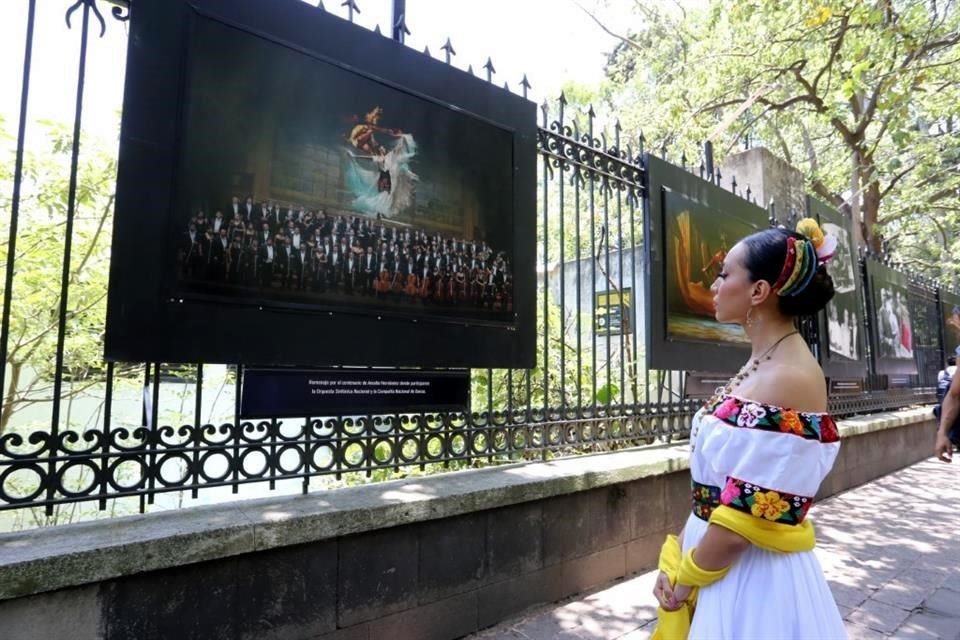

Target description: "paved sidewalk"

left=468, top=458, right=960, bottom=640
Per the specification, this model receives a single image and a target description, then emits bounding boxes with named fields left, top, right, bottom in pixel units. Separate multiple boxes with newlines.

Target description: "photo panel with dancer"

left=172, top=16, right=516, bottom=324
left=942, top=289, right=960, bottom=359
left=664, top=191, right=754, bottom=345
left=821, top=220, right=862, bottom=362
left=867, top=260, right=919, bottom=375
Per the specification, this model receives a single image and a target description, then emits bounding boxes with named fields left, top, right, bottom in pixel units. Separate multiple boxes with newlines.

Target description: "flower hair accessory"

left=795, top=218, right=837, bottom=265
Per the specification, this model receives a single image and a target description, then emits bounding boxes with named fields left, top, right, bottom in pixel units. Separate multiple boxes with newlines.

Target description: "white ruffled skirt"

left=682, top=513, right=847, bottom=640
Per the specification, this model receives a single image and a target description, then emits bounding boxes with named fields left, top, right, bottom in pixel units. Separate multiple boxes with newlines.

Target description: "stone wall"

left=0, top=408, right=936, bottom=640
left=719, top=147, right=806, bottom=216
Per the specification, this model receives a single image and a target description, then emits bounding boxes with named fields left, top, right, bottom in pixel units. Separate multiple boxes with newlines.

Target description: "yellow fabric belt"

left=651, top=506, right=816, bottom=639
left=709, top=505, right=816, bottom=552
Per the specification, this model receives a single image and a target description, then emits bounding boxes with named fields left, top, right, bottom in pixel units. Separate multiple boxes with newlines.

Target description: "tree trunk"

left=1, top=362, right=22, bottom=436
left=862, top=178, right=883, bottom=254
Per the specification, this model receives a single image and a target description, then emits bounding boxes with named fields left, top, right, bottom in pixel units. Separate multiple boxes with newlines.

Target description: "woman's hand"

left=653, top=572, right=676, bottom=610
left=668, top=583, right=693, bottom=609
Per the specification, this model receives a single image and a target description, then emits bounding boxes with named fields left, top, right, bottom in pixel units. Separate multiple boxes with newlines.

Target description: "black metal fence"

left=0, top=1, right=942, bottom=526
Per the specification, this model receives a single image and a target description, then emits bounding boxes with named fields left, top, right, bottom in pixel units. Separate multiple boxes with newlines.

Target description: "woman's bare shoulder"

left=745, top=361, right=828, bottom=413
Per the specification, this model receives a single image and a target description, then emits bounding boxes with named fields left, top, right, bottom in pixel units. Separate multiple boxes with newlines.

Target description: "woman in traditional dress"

left=652, top=219, right=845, bottom=640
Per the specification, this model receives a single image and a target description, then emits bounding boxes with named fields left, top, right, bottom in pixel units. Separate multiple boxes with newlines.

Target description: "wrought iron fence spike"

left=484, top=57, right=496, bottom=82
left=423, top=45, right=431, bottom=57
left=394, top=12, right=411, bottom=40
left=66, top=0, right=107, bottom=37
left=341, top=0, right=360, bottom=22
left=374, top=23, right=382, bottom=35
left=467, top=64, right=474, bottom=75
left=442, top=37, right=456, bottom=64
left=504, top=81, right=510, bottom=92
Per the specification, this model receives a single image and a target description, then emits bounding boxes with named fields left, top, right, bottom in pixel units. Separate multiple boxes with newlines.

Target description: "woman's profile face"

left=711, top=241, right=755, bottom=324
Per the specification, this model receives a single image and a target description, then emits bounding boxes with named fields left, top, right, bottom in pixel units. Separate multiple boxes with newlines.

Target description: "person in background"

left=936, top=354, right=960, bottom=462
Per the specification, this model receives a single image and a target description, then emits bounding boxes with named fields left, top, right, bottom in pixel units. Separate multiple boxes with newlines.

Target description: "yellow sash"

left=709, top=505, right=816, bottom=552
left=651, top=507, right=816, bottom=639
left=651, top=535, right=692, bottom=640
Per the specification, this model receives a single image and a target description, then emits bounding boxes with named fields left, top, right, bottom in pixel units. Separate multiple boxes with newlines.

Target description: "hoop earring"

left=745, top=307, right=754, bottom=329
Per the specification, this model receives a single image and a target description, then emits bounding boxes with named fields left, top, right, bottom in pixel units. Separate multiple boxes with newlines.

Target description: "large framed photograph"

left=864, top=259, right=919, bottom=376
left=105, top=0, right=536, bottom=368
left=645, top=155, right=768, bottom=372
left=810, top=197, right=867, bottom=379
left=942, top=288, right=960, bottom=359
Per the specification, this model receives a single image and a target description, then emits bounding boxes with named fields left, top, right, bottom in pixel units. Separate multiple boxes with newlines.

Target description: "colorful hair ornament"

left=796, top=217, right=836, bottom=265
left=787, top=240, right=818, bottom=297
left=771, top=237, right=798, bottom=292
left=778, top=239, right=809, bottom=296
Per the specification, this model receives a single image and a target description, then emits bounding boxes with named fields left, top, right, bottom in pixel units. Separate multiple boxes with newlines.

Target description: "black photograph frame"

left=809, top=196, right=868, bottom=380
left=105, top=0, right=536, bottom=369
left=864, top=258, right=919, bottom=376
left=644, top=154, right=769, bottom=373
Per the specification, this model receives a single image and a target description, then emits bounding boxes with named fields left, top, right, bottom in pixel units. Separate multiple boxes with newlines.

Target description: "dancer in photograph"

left=343, top=106, right=418, bottom=218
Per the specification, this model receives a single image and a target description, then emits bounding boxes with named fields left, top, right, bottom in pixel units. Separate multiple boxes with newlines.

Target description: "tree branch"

left=574, top=1, right=644, bottom=54
left=813, top=15, right=851, bottom=93
left=879, top=163, right=919, bottom=202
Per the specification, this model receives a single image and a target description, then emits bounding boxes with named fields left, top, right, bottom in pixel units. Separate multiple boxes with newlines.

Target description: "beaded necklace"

left=703, top=330, right=800, bottom=410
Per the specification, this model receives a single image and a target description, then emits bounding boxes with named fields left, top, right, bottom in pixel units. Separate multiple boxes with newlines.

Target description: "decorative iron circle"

left=197, top=451, right=233, bottom=483
left=0, top=463, right=47, bottom=503
left=107, top=457, right=147, bottom=492
left=155, top=453, right=192, bottom=487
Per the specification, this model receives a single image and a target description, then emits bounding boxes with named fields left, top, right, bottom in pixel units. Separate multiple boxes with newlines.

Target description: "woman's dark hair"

left=741, top=228, right=835, bottom=316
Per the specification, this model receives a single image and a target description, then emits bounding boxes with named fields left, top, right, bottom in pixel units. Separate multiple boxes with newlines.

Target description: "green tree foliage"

left=0, top=117, right=126, bottom=435
left=591, top=0, right=960, bottom=281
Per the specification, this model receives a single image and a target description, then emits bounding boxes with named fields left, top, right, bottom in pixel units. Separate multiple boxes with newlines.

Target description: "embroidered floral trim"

left=719, top=477, right=813, bottom=525
left=707, top=395, right=839, bottom=443
left=691, top=480, right=721, bottom=522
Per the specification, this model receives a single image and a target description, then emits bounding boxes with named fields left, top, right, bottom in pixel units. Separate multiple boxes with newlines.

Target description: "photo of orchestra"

left=171, top=17, right=516, bottom=322
left=177, top=200, right=513, bottom=314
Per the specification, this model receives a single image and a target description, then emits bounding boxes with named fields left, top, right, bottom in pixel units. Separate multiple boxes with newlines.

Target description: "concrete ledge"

left=0, top=406, right=934, bottom=602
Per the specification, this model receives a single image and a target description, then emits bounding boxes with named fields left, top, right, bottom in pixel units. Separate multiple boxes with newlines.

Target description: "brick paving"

left=467, top=458, right=960, bottom=640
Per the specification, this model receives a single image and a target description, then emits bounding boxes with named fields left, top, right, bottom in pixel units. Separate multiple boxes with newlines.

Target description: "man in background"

left=936, top=353, right=960, bottom=462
